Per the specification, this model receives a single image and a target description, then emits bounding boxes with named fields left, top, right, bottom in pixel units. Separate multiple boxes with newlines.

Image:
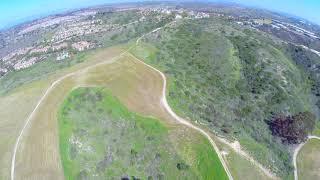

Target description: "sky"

left=226, top=0, right=320, bottom=23
left=0, top=0, right=319, bottom=30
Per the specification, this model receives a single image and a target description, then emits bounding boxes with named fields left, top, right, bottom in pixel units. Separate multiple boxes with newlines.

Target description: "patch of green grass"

left=312, top=122, right=320, bottom=136
left=194, top=138, right=229, bottom=179
left=58, top=87, right=227, bottom=179
left=226, top=149, right=272, bottom=180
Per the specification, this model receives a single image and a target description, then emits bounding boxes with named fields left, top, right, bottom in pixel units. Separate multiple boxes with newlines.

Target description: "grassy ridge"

left=58, top=87, right=228, bottom=179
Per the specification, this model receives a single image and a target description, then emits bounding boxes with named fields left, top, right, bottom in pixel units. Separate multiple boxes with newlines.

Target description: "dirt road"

left=135, top=23, right=277, bottom=180
left=129, top=53, right=234, bottom=180
left=10, top=47, right=133, bottom=180
left=11, top=21, right=277, bottom=180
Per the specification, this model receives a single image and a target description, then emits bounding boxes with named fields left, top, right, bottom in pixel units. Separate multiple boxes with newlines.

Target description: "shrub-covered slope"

left=131, top=18, right=318, bottom=178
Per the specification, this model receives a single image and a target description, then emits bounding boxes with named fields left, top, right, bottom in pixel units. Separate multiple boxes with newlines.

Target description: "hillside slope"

left=131, top=18, right=319, bottom=178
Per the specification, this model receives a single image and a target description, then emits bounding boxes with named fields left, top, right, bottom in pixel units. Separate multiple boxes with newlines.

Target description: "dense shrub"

left=267, top=112, right=316, bottom=144
left=284, top=43, right=320, bottom=110
left=177, top=162, right=190, bottom=170
left=135, top=19, right=316, bottom=178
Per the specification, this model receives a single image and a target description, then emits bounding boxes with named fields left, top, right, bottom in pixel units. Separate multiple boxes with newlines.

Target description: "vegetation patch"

left=131, top=18, right=317, bottom=178
left=267, top=112, right=315, bottom=144
left=58, top=87, right=227, bottom=179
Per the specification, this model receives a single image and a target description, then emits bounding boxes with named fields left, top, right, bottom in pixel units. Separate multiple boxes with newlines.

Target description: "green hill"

left=131, top=18, right=319, bottom=178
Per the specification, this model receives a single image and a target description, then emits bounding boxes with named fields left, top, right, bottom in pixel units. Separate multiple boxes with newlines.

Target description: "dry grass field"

left=0, top=81, right=49, bottom=180
left=0, top=47, right=123, bottom=179
left=14, top=48, right=128, bottom=180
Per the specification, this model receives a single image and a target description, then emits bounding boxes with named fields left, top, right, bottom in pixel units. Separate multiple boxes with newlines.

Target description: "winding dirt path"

left=129, top=54, right=234, bottom=180
left=10, top=22, right=233, bottom=179
left=11, top=20, right=279, bottom=180
left=293, top=135, right=320, bottom=180
left=10, top=20, right=142, bottom=180
left=11, top=49, right=234, bottom=180
left=135, top=22, right=277, bottom=180
left=215, top=136, right=277, bottom=179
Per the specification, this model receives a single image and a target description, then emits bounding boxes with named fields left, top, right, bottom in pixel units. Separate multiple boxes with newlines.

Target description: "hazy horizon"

left=0, top=0, right=320, bottom=30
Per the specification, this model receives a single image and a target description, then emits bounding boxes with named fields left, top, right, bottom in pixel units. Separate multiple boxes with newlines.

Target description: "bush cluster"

left=267, top=112, right=316, bottom=144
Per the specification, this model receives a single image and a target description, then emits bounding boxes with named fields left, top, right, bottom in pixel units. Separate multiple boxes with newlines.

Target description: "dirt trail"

left=10, top=20, right=144, bottom=180
left=293, top=135, right=320, bottom=180
left=11, top=24, right=233, bottom=180
left=129, top=53, right=234, bottom=180
left=10, top=48, right=133, bottom=180
left=135, top=23, right=277, bottom=180
left=216, top=136, right=277, bottom=179
left=11, top=21, right=278, bottom=180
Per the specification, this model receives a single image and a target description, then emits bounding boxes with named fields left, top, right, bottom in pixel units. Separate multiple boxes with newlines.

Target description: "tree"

left=267, top=111, right=316, bottom=144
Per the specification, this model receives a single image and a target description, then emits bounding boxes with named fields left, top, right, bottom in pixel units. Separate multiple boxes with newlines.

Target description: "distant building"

left=56, top=51, right=69, bottom=61
left=30, top=46, right=49, bottom=54
left=175, top=14, right=183, bottom=20
left=2, top=47, right=33, bottom=61
left=0, top=68, right=8, bottom=73
left=1, top=53, right=15, bottom=62
left=236, top=22, right=244, bottom=26
left=72, top=41, right=92, bottom=51
left=195, top=12, right=210, bottom=19
left=52, top=42, right=68, bottom=51
left=13, top=57, right=38, bottom=70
